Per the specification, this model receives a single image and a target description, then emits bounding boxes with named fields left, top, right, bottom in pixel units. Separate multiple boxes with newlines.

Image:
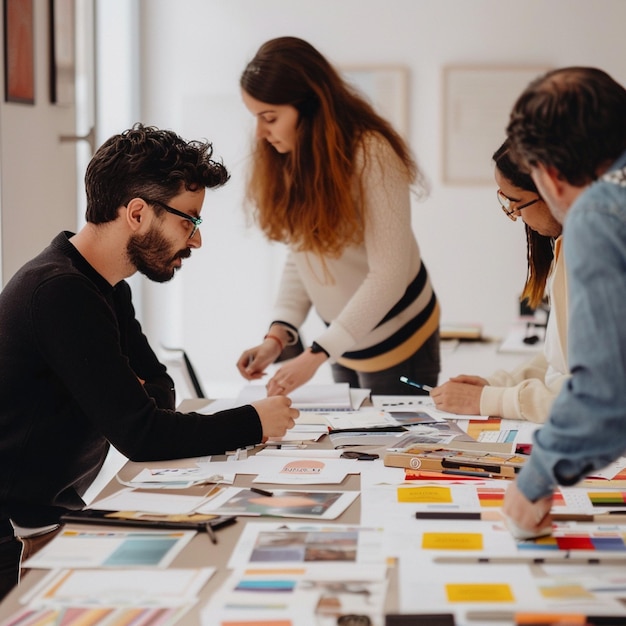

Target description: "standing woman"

left=236, top=37, right=440, bottom=396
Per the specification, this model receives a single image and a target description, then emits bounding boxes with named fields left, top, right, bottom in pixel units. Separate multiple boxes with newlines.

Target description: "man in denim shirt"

left=501, top=67, right=626, bottom=538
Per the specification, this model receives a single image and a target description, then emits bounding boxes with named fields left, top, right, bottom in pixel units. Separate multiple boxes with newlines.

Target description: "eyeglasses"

left=497, top=189, right=540, bottom=222
left=145, top=198, right=203, bottom=239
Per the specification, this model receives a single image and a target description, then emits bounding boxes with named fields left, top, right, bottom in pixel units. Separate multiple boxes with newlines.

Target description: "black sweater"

left=0, top=232, right=261, bottom=526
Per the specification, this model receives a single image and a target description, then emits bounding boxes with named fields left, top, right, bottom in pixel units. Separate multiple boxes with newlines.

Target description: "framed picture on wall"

left=3, top=0, right=35, bottom=104
left=342, top=66, right=409, bottom=138
left=49, top=0, right=75, bottom=104
left=442, top=65, right=548, bottom=185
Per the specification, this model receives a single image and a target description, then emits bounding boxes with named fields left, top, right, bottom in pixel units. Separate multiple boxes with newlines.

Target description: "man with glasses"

left=501, top=67, right=626, bottom=539
left=0, top=124, right=298, bottom=600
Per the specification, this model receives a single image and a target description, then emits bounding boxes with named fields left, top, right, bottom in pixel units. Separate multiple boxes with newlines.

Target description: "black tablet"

left=60, top=508, right=237, bottom=532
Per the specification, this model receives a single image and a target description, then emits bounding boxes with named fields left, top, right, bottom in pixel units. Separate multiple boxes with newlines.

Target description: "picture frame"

left=342, top=65, right=409, bottom=138
left=49, top=0, right=75, bottom=105
left=3, top=0, right=35, bottom=104
left=442, top=65, right=549, bottom=185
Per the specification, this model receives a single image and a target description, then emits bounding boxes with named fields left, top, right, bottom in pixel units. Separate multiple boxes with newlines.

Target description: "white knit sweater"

left=481, top=237, right=569, bottom=422
left=271, top=133, right=439, bottom=372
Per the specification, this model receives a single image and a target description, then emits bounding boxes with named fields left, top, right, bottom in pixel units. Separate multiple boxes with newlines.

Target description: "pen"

left=204, top=522, right=218, bottom=544
left=250, top=486, right=274, bottom=497
left=465, top=610, right=626, bottom=624
left=399, top=376, right=433, bottom=392
left=415, top=510, right=626, bottom=522
left=441, top=468, right=505, bottom=479
left=435, top=555, right=626, bottom=566
left=416, top=511, right=503, bottom=521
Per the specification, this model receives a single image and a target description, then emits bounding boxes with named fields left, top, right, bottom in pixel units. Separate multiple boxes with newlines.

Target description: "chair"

left=160, top=345, right=206, bottom=398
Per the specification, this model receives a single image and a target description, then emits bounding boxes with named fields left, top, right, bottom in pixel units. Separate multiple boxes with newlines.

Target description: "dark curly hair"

left=84, top=123, right=229, bottom=224
left=507, top=67, right=626, bottom=185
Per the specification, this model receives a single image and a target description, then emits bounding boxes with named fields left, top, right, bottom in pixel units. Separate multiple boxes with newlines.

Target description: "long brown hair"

left=240, top=36, right=422, bottom=257
left=493, top=140, right=557, bottom=310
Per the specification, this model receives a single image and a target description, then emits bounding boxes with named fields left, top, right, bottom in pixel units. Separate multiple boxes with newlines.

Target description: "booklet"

left=238, top=382, right=354, bottom=411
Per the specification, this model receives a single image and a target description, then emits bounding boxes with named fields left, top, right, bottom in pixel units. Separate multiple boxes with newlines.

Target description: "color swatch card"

left=200, top=563, right=388, bottom=626
left=22, top=529, right=196, bottom=569
left=396, top=554, right=626, bottom=621
left=0, top=605, right=191, bottom=626
left=360, top=481, right=491, bottom=528
left=227, top=522, right=386, bottom=570
left=518, top=524, right=626, bottom=554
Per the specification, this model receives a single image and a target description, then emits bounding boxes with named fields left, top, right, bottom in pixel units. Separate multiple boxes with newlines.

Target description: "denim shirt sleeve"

left=516, top=170, right=626, bottom=502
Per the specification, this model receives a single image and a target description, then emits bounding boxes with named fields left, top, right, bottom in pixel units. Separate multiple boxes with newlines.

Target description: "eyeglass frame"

left=143, top=198, right=203, bottom=239
left=496, top=189, right=540, bottom=221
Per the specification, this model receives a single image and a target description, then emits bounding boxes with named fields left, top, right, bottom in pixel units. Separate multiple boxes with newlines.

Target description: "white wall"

left=0, top=0, right=79, bottom=284
left=100, top=0, right=626, bottom=396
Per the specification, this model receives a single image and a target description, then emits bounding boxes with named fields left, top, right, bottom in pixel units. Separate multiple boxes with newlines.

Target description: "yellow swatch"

left=397, top=485, right=452, bottom=503
left=539, top=583, right=592, bottom=600
left=446, top=583, right=514, bottom=603
left=422, top=532, right=483, bottom=551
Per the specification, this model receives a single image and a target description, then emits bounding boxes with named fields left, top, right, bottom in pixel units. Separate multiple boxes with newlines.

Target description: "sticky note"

left=397, top=486, right=452, bottom=503
left=446, top=583, right=514, bottom=603
left=422, top=532, right=483, bottom=551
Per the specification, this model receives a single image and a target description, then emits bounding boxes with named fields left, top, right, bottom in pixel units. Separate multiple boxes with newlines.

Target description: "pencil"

left=205, top=522, right=218, bottom=544
left=465, top=610, right=626, bottom=624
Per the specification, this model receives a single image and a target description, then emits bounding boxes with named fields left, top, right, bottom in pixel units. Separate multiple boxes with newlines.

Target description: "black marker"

left=250, top=487, right=274, bottom=497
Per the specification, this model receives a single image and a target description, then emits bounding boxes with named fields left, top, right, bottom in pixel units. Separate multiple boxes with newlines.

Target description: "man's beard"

left=127, top=228, right=191, bottom=283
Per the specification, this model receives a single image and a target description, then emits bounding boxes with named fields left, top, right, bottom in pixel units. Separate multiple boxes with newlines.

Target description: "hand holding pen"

left=427, top=374, right=488, bottom=415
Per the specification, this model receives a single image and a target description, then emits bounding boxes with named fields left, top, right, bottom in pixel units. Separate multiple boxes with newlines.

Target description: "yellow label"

left=397, top=485, right=452, bottom=503
left=422, top=532, right=483, bottom=550
left=446, top=583, right=514, bottom=603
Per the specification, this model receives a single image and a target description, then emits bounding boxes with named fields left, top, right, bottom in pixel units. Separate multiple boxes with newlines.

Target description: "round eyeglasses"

left=497, top=189, right=540, bottom=222
left=144, top=198, right=202, bottom=239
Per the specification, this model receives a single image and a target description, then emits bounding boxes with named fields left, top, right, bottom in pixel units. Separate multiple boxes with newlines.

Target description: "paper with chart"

left=19, top=567, right=214, bottom=608
left=22, top=528, right=196, bottom=569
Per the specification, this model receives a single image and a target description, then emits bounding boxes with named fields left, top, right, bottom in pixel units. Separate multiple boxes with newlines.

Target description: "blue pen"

left=399, top=376, right=433, bottom=392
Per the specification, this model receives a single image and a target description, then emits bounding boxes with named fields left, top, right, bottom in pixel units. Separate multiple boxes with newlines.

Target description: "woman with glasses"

left=430, top=140, right=569, bottom=423
left=235, top=36, right=440, bottom=397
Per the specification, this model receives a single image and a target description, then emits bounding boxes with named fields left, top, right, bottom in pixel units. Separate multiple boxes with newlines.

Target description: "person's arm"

left=431, top=353, right=558, bottom=419
left=480, top=370, right=567, bottom=423
left=486, top=352, right=549, bottom=388
left=111, top=282, right=175, bottom=409
left=236, top=253, right=312, bottom=380
left=31, top=276, right=273, bottom=460
left=514, top=189, right=626, bottom=504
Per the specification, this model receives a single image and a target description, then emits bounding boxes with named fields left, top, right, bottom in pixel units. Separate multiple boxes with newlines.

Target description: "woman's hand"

left=266, top=349, right=327, bottom=396
left=430, top=375, right=489, bottom=414
left=236, top=340, right=282, bottom=380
